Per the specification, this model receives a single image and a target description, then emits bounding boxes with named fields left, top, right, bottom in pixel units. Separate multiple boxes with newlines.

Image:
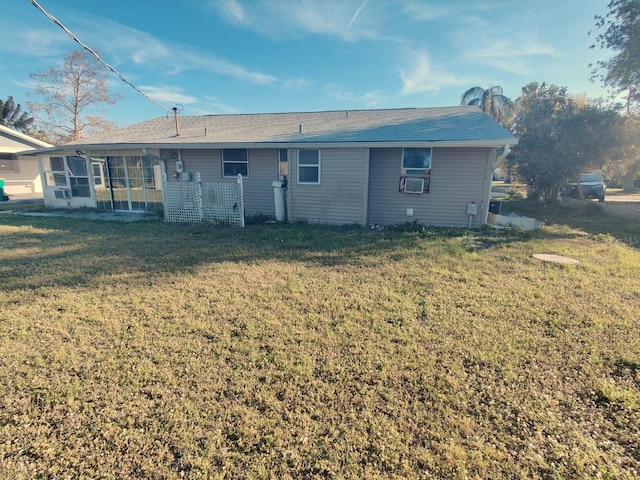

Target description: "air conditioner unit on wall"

left=403, top=177, right=425, bottom=194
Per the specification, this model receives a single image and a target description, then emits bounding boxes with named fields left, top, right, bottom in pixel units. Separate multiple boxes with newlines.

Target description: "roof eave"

left=29, top=138, right=517, bottom=154
left=0, top=125, right=53, bottom=148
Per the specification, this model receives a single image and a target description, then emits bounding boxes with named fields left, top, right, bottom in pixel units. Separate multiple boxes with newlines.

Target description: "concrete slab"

left=5, top=211, right=155, bottom=222
left=532, top=254, right=580, bottom=264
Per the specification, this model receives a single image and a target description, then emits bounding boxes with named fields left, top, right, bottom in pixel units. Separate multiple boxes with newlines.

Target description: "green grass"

left=1, top=201, right=639, bottom=479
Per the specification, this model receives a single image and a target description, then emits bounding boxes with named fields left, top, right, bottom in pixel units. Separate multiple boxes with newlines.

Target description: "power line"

left=28, top=0, right=172, bottom=113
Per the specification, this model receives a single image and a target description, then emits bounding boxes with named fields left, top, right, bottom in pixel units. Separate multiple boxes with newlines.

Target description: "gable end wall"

left=368, top=147, right=492, bottom=227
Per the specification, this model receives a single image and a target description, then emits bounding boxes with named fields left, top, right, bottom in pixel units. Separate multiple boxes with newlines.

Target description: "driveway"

left=605, top=191, right=640, bottom=202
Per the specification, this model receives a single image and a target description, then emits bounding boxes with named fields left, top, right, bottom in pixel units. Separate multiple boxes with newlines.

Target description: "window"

left=222, top=149, right=248, bottom=177
left=0, top=154, right=19, bottom=173
left=297, top=149, right=320, bottom=184
left=278, top=148, right=288, bottom=182
left=402, top=148, right=431, bottom=175
left=42, top=155, right=91, bottom=197
left=43, top=156, right=67, bottom=187
left=92, top=162, right=103, bottom=186
left=400, top=148, right=431, bottom=193
left=66, top=156, right=91, bottom=197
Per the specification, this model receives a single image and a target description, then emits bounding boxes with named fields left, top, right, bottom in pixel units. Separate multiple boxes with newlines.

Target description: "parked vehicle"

left=564, top=173, right=606, bottom=202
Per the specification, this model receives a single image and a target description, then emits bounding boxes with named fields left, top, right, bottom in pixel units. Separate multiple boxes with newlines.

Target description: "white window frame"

left=66, top=155, right=91, bottom=197
left=42, top=155, right=91, bottom=198
left=401, top=147, right=431, bottom=176
left=400, top=148, right=431, bottom=194
left=222, top=148, right=249, bottom=178
left=297, top=149, right=321, bottom=185
left=42, top=156, right=68, bottom=188
left=278, top=148, right=288, bottom=182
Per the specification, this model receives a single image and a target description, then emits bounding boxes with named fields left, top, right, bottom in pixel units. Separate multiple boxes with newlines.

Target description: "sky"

left=2, top=0, right=614, bottom=128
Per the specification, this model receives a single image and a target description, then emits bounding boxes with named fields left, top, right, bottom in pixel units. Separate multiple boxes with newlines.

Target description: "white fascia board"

left=29, top=138, right=518, bottom=154
left=0, top=125, right=52, bottom=148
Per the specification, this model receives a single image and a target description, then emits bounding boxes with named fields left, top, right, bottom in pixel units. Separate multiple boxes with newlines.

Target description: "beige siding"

left=177, top=148, right=278, bottom=217
left=289, top=148, right=368, bottom=225
left=179, top=149, right=220, bottom=181
left=244, top=149, right=278, bottom=216
left=85, top=149, right=146, bottom=157
left=1, top=155, right=43, bottom=196
left=368, top=147, right=492, bottom=227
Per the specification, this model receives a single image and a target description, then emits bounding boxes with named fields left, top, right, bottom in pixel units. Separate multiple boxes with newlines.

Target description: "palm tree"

left=460, top=85, right=513, bottom=124
left=462, top=85, right=514, bottom=182
left=0, top=96, right=34, bottom=132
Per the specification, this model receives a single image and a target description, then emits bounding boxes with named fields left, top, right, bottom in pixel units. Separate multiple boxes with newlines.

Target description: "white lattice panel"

left=162, top=177, right=244, bottom=226
left=202, top=183, right=243, bottom=227
left=162, top=182, right=200, bottom=223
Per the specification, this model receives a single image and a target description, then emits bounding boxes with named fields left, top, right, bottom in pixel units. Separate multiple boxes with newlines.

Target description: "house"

left=0, top=124, right=52, bottom=198
left=28, top=107, right=517, bottom=227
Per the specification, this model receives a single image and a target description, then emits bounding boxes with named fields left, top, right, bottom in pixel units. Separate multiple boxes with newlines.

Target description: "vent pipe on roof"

left=204, top=127, right=208, bottom=136
left=299, top=123, right=303, bottom=133
left=346, top=110, right=349, bottom=118
left=173, top=107, right=180, bottom=136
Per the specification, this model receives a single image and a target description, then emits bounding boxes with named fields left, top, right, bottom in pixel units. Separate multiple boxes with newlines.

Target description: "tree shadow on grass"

left=1, top=200, right=637, bottom=293
left=0, top=217, right=434, bottom=292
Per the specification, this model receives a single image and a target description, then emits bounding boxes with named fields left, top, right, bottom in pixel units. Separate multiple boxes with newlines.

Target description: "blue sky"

left=2, top=0, right=612, bottom=127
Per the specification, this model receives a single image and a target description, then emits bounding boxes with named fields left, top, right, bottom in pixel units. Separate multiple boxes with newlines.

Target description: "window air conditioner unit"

left=54, top=188, right=70, bottom=199
left=403, top=177, right=425, bottom=194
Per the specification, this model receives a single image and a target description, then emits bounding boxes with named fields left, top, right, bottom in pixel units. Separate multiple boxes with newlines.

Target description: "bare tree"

left=28, top=50, right=121, bottom=143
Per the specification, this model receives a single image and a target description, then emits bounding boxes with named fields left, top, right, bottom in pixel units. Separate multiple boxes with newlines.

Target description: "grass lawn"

left=1, top=201, right=639, bottom=479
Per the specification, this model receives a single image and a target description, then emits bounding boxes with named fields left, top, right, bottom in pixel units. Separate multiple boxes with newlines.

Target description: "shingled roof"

left=47, top=106, right=517, bottom=151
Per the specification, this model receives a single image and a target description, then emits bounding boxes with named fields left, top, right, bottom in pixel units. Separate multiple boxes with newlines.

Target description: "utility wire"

left=28, top=0, right=172, bottom=113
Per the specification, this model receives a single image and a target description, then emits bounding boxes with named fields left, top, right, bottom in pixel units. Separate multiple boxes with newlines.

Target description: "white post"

left=196, top=172, right=203, bottom=221
left=236, top=173, right=245, bottom=227
left=272, top=181, right=286, bottom=221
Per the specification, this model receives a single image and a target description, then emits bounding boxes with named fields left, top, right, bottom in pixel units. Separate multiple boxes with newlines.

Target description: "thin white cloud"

left=139, top=86, right=198, bottom=105
left=348, top=0, right=369, bottom=29
left=356, top=90, right=385, bottom=106
left=0, top=23, right=70, bottom=58
left=448, top=9, right=561, bottom=76
left=98, top=19, right=277, bottom=84
left=457, top=32, right=560, bottom=75
left=325, top=83, right=386, bottom=106
left=210, top=0, right=380, bottom=40
left=203, top=96, right=242, bottom=113
left=218, top=0, right=246, bottom=23
left=35, top=14, right=278, bottom=86
left=326, top=83, right=354, bottom=101
left=283, top=78, right=311, bottom=90
left=399, top=51, right=467, bottom=94
left=399, top=1, right=451, bottom=21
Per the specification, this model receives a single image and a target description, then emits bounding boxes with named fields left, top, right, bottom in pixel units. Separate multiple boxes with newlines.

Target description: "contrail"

left=348, top=0, right=369, bottom=28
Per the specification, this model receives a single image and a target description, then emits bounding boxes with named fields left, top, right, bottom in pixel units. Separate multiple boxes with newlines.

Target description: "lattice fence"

left=162, top=173, right=244, bottom=226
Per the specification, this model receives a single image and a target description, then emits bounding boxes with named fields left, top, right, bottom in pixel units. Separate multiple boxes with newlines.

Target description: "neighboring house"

left=0, top=124, right=52, bottom=198
left=28, top=107, right=517, bottom=227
